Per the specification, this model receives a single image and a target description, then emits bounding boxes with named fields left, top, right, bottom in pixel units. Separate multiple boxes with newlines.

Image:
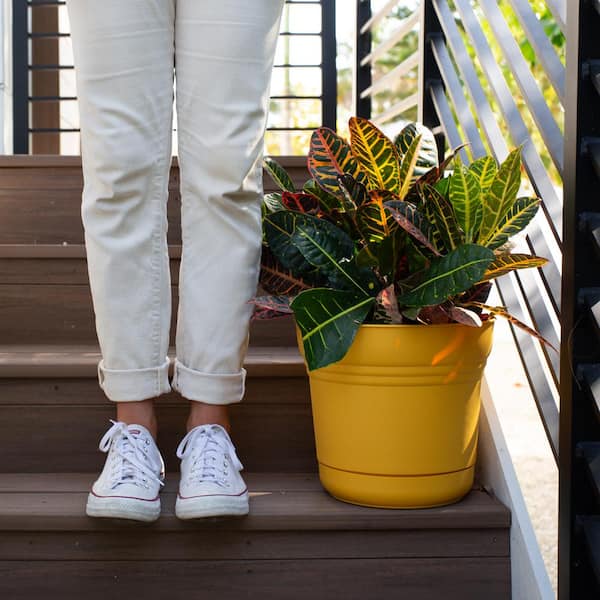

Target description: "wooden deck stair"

left=0, top=156, right=512, bottom=599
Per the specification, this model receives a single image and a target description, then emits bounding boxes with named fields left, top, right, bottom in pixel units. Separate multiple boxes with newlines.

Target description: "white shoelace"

left=176, top=424, right=244, bottom=488
left=99, top=419, right=165, bottom=490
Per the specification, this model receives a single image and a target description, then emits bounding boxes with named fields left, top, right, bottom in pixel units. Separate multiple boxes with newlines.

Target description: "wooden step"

left=0, top=244, right=297, bottom=345
left=0, top=472, right=511, bottom=599
left=0, top=155, right=308, bottom=244
left=0, top=344, right=315, bottom=473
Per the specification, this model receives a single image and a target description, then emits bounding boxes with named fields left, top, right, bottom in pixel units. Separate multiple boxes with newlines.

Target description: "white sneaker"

left=86, top=419, right=165, bottom=522
left=175, top=423, right=250, bottom=519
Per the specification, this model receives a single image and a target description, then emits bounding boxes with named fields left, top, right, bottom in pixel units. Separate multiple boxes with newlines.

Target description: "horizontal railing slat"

left=360, top=51, right=419, bottom=99
left=361, top=10, right=420, bottom=68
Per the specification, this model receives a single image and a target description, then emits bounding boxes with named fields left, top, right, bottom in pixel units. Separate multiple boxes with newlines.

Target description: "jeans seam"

left=150, top=105, right=173, bottom=396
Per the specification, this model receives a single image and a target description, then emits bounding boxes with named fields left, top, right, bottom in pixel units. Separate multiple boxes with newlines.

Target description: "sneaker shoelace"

left=99, top=419, right=165, bottom=490
left=176, top=424, right=244, bottom=488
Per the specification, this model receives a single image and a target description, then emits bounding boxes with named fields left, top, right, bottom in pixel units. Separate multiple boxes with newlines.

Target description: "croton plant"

left=250, top=117, right=551, bottom=371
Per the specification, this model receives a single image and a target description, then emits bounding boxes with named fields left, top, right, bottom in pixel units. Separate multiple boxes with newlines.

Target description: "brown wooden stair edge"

left=0, top=472, right=510, bottom=532
left=0, top=154, right=307, bottom=169
left=0, top=344, right=306, bottom=379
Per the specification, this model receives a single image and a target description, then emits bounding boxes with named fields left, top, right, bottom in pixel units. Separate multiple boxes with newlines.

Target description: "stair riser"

left=0, top=283, right=297, bottom=346
left=0, top=161, right=309, bottom=244
left=0, top=558, right=510, bottom=600
left=0, top=377, right=315, bottom=473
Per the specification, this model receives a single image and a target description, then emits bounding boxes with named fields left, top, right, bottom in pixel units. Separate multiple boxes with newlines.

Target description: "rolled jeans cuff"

left=97, top=356, right=172, bottom=402
left=171, top=357, right=246, bottom=405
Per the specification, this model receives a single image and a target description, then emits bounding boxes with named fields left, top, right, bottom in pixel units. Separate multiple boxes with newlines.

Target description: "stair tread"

left=0, top=472, right=509, bottom=532
left=0, top=343, right=305, bottom=378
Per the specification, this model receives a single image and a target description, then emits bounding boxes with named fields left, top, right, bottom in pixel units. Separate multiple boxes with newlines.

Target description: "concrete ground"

left=484, top=315, right=559, bottom=597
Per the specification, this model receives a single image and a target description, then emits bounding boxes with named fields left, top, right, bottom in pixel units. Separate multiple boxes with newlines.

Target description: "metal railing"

left=12, top=0, right=337, bottom=155
left=355, top=1, right=600, bottom=597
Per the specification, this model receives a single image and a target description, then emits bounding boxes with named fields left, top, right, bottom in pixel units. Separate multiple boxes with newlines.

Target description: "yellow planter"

left=295, top=319, right=495, bottom=509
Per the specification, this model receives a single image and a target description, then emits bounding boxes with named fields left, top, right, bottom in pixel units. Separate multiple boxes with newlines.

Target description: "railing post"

left=321, top=0, right=337, bottom=130
left=561, top=1, right=600, bottom=598
left=12, top=0, right=28, bottom=154
left=354, top=0, right=371, bottom=119
left=418, top=0, right=444, bottom=159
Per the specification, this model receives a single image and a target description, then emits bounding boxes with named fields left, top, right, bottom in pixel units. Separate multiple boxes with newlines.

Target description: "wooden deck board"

left=0, top=472, right=510, bottom=532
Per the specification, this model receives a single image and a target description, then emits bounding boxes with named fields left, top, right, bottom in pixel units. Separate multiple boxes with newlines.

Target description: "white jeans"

left=65, top=0, right=285, bottom=404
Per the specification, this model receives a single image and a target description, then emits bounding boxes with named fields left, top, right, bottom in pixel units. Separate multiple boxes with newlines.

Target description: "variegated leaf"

left=249, top=295, right=294, bottom=320
left=478, top=147, right=522, bottom=242
left=263, top=156, right=296, bottom=192
left=449, top=161, right=482, bottom=242
left=302, top=179, right=345, bottom=213
left=469, top=156, right=497, bottom=195
left=259, top=241, right=324, bottom=295
left=263, top=192, right=284, bottom=213
left=478, top=253, right=547, bottom=282
left=398, top=134, right=423, bottom=200
left=292, top=288, right=376, bottom=371
left=464, top=302, right=557, bottom=352
left=356, top=189, right=399, bottom=243
left=376, top=284, right=404, bottom=323
left=384, top=199, right=440, bottom=256
left=281, top=191, right=320, bottom=214
left=338, top=173, right=369, bottom=209
left=348, top=116, right=401, bottom=194
left=308, top=127, right=368, bottom=198
left=394, top=122, right=438, bottom=175
left=447, top=305, right=482, bottom=327
left=481, top=196, right=540, bottom=250
left=419, top=183, right=463, bottom=251
left=397, top=244, right=494, bottom=307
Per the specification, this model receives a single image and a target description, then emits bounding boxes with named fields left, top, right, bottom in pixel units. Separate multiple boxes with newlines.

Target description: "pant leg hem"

left=97, top=356, right=172, bottom=402
left=171, top=357, right=246, bottom=405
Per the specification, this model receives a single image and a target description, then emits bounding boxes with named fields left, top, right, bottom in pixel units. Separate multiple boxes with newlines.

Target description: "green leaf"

left=263, top=192, right=284, bottom=213
left=308, top=127, right=368, bottom=198
left=259, top=245, right=323, bottom=296
left=479, top=253, right=548, bottom=282
left=420, top=183, right=463, bottom=251
left=338, top=173, right=369, bottom=210
left=481, top=197, right=540, bottom=249
left=397, top=244, right=495, bottom=307
left=263, top=156, right=295, bottom=192
left=398, top=134, right=423, bottom=200
left=348, top=116, right=401, bottom=194
left=264, top=210, right=325, bottom=279
left=449, top=161, right=482, bottom=243
left=384, top=199, right=440, bottom=256
left=265, top=210, right=378, bottom=296
left=302, top=179, right=345, bottom=213
left=478, top=148, right=522, bottom=242
left=394, top=122, right=438, bottom=176
left=356, top=189, right=399, bottom=244
left=468, top=156, right=497, bottom=195
left=292, top=288, right=376, bottom=370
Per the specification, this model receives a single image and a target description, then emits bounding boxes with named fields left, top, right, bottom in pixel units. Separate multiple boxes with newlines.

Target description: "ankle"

left=116, top=399, right=158, bottom=439
left=186, top=402, right=231, bottom=434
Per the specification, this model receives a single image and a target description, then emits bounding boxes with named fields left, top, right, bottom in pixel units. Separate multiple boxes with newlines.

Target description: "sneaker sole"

left=175, top=493, right=249, bottom=520
left=86, top=492, right=161, bottom=522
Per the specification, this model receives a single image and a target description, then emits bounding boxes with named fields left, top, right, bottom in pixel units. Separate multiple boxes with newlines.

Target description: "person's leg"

left=67, top=0, right=177, bottom=435
left=172, top=0, right=285, bottom=427
left=66, top=0, right=176, bottom=521
left=171, top=0, right=284, bottom=519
